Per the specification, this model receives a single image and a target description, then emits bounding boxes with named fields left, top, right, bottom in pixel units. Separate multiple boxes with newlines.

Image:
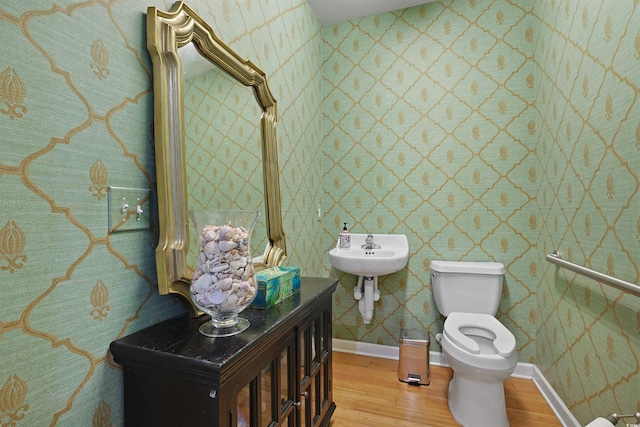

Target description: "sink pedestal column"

left=354, top=275, right=379, bottom=324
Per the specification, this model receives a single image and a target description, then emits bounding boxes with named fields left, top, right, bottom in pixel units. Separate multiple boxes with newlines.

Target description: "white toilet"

left=430, top=260, right=518, bottom=427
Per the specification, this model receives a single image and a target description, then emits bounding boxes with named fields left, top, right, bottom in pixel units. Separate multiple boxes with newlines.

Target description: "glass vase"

left=189, top=209, right=260, bottom=337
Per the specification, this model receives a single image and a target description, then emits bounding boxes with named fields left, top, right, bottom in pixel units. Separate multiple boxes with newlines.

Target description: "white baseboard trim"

left=332, top=338, right=448, bottom=365
left=532, top=365, right=580, bottom=427
left=332, top=339, right=578, bottom=427
left=511, top=361, right=535, bottom=379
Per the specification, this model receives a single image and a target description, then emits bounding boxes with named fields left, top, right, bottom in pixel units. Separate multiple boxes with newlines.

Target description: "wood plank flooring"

left=330, top=352, right=562, bottom=427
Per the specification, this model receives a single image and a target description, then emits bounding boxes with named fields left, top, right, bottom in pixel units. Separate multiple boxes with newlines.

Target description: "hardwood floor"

left=330, top=352, right=562, bottom=427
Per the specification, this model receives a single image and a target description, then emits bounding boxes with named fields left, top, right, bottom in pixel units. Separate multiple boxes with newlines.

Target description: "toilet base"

left=448, top=373, right=510, bottom=427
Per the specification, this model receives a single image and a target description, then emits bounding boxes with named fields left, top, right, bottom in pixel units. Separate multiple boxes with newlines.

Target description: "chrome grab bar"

left=545, top=251, right=640, bottom=297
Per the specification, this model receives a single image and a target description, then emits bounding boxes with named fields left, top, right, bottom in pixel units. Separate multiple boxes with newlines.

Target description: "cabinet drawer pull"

left=294, top=391, right=309, bottom=407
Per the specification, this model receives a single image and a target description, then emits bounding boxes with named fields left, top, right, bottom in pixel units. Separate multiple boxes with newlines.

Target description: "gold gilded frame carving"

left=147, top=2, right=286, bottom=315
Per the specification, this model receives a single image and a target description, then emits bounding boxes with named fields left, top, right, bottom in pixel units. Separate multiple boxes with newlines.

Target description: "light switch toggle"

left=119, top=203, right=143, bottom=220
left=108, top=187, right=151, bottom=233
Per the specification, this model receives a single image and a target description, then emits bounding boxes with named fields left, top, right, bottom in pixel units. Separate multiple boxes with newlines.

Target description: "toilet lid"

left=444, top=312, right=516, bottom=358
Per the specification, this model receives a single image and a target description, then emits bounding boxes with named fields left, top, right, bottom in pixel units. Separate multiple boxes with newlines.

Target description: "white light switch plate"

left=108, top=187, right=151, bottom=233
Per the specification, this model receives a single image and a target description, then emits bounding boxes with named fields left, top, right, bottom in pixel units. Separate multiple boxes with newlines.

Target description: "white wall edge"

left=332, top=339, right=579, bottom=427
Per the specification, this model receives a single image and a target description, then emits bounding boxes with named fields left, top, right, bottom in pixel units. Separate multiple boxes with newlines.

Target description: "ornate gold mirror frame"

left=147, top=2, right=286, bottom=315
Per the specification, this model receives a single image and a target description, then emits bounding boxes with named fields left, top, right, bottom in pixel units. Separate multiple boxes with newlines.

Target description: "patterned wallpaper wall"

left=532, top=0, right=640, bottom=424
left=1, top=0, right=638, bottom=425
left=321, top=0, right=539, bottom=361
left=321, top=0, right=639, bottom=423
left=0, top=0, right=323, bottom=425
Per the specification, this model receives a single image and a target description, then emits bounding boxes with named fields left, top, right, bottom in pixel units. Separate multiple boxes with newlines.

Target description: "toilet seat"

left=444, top=312, right=516, bottom=358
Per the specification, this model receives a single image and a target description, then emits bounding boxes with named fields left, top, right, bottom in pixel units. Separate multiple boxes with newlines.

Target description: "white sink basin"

left=329, top=233, right=409, bottom=277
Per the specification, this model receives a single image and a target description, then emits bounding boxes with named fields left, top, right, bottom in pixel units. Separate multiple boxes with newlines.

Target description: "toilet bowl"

left=440, top=312, right=518, bottom=427
left=430, top=260, right=518, bottom=427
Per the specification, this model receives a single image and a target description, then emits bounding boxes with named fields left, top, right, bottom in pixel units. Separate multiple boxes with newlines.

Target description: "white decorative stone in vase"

left=189, top=209, right=260, bottom=337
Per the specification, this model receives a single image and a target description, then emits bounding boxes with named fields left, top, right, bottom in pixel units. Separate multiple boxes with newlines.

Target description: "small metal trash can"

left=398, top=329, right=430, bottom=386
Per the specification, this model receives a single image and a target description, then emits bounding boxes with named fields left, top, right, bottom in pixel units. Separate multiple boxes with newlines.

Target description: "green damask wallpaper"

left=320, top=0, right=639, bottom=424
left=1, top=0, right=638, bottom=425
left=322, top=0, right=538, bottom=358
left=533, top=0, right=640, bottom=423
left=0, top=0, right=323, bottom=425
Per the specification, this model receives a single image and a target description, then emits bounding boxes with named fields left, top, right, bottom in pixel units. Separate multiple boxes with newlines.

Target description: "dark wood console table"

left=110, top=277, right=337, bottom=427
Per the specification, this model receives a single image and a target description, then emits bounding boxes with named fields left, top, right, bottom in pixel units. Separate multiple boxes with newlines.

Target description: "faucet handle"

left=362, top=233, right=380, bottom=250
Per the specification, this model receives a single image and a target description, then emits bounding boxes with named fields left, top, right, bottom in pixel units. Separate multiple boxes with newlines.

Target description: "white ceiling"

left=308, top=0, right=436, bottom=26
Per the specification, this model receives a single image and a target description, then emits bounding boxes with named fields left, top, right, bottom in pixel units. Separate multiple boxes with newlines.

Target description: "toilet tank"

left=430, top=260, right=505, bottom=316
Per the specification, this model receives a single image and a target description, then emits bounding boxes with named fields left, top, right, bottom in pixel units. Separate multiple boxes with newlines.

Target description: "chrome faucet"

left=361, top=233, right=381, bottom=250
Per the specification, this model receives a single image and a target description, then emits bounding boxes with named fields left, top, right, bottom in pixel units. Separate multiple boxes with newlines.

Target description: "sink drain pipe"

left=354, top=275, right=380, bottom=324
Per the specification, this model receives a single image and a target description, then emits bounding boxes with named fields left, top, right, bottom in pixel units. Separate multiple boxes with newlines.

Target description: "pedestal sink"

left=329, top=234, right=409, bottom=324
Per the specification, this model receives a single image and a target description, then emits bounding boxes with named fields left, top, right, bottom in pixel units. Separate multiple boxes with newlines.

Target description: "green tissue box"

left=251, top=266, right=301, bottom=309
